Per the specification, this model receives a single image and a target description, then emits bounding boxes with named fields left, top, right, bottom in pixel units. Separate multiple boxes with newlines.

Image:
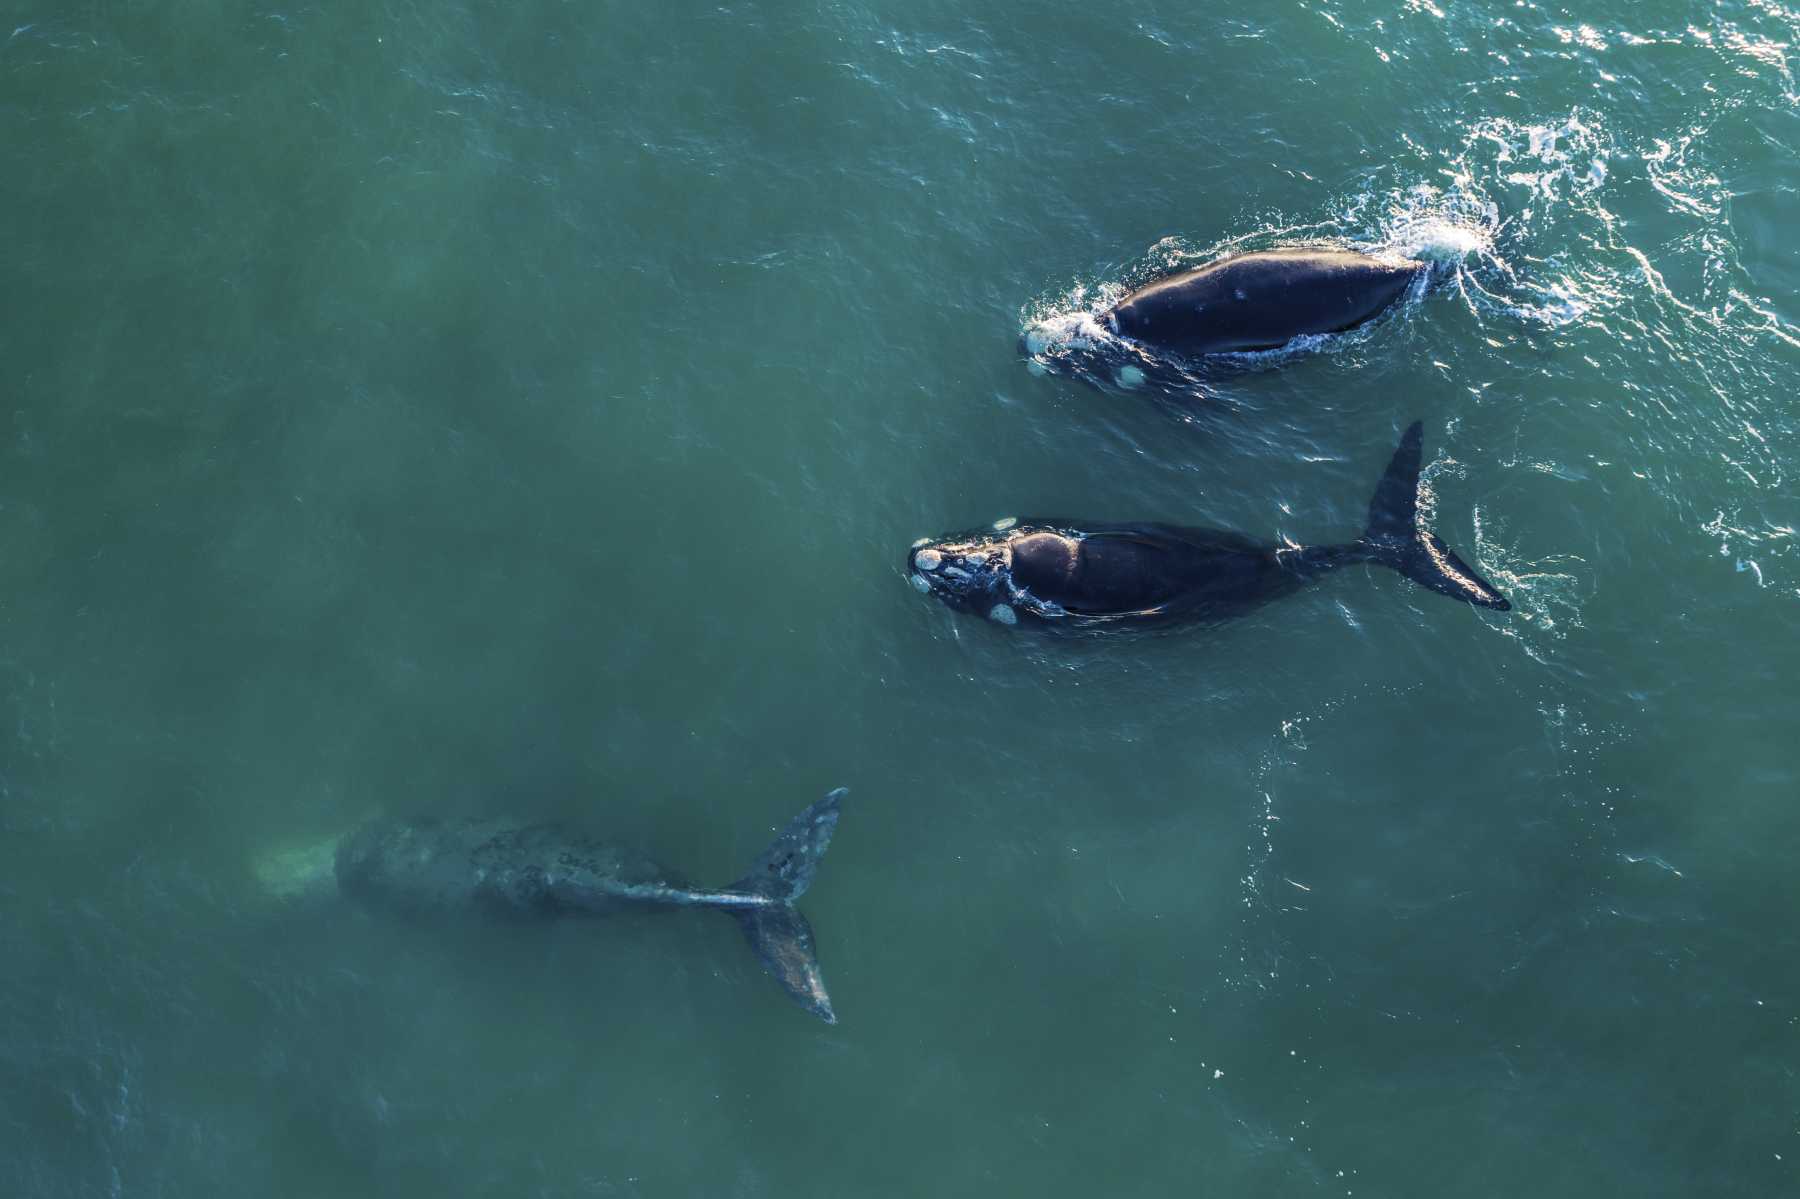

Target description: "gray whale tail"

left=723, top=787, right=847, bottom=1024
left=1358, top=422, right=1512, bottom=611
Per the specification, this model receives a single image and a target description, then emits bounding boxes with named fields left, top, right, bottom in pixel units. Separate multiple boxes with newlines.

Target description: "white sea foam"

left=1019, top=307, right=1119, bottom=360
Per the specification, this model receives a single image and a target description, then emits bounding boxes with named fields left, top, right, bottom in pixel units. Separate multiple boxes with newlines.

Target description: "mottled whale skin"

left=335, top=789, right=848, bottom=1023
left=1105, top=247, right=1427, bottom=356
left=907, top=423, right=1509, bottom=633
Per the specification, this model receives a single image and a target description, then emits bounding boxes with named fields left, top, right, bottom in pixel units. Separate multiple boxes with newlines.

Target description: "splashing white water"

left=1021, top=307, right=1117, bottom=357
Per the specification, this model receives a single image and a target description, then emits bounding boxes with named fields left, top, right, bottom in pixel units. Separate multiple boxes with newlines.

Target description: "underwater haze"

left=3, top=0, right=1799, bottom=1195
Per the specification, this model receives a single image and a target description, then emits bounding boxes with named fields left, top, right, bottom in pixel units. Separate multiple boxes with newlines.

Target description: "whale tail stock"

left=723, top=787, right=847, bottom=1024
left=1358, top=422, right=1511, bottom=611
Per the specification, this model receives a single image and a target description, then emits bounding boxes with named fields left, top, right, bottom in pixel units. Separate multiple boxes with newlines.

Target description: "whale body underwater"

left=266, top=789, right=849, bottom=1023
left=907, top=423, right=1509, bottom=631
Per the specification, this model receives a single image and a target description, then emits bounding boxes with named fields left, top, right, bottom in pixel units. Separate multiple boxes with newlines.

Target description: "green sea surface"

left=2, top=1, right=1797, bottom=1195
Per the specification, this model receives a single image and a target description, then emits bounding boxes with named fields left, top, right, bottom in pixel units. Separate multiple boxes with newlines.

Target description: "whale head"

left=907, top=526, right=1017, bottom=620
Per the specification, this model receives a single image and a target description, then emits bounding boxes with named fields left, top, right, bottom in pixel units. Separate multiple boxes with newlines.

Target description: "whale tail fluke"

left=1359, top=422, right=1511, bottom=611
left=731, top=787, right=844, bottom=903
left=725, top=788, right=847, bottom=1023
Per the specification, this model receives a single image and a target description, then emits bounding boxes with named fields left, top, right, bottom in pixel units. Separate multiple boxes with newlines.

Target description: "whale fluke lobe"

left=730, top=787, right=844, bottom=902
left=724, top=787, right=847, bottom=1022
left=733, top=904, right=836, bottom=1023
left=1360, top=422, right=1511, bottom=611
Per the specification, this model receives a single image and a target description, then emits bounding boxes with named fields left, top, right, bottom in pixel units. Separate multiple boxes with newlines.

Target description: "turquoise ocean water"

left=3, top=1, right=1798, bottom=1194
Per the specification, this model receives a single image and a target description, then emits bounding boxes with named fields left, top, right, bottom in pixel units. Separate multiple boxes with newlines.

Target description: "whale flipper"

left=724, top=788, right=846, bottom=1023
left=1361, top=423, right=1511, bottom=611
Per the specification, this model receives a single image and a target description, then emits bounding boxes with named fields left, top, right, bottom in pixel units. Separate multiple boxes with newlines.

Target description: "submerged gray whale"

left=907, top=423, right=1509, bottom=632
left=330, top=788, right=848, bottom=1022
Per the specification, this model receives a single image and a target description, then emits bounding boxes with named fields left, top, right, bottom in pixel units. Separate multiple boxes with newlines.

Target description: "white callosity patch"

left=987, top=603, right=1018, bottom=626
left=910, top=573, right=932, bottom=593
left=914, top=548, right=942, bottom=571
left=911, top=536, right=930, bottom=549
left=992, top=516, right=1018, bottom=531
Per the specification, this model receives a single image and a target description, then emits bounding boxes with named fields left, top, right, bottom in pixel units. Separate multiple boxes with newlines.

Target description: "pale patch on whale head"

left=252, top=834, right=344, bottom=902
left=992, top=516, right=1018, bottom=531
left=987, top=603, right=1018, bottom=625
left=911, top=536, right=930, bottom=549
left=914, top=548, right=942, bottom=572
left=910, top=573, right=932, bottom=593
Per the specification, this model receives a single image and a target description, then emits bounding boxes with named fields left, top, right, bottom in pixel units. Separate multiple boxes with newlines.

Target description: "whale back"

left=1109, top=248, right=1424, bottom=354
left=335, top=819, right=679, bottom=917
left=1009, top=525, right=1286, bottom=620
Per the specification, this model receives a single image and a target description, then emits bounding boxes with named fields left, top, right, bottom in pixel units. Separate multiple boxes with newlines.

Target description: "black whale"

left=1022, top=248, right=1430, bottom=386
left=907, top=423, right=1509, bottom=632
left=1104, top=247, right=1426, bottom=356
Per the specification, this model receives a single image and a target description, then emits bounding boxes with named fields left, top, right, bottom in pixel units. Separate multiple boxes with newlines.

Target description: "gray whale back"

left=335, top=819, right=690, bottom=916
